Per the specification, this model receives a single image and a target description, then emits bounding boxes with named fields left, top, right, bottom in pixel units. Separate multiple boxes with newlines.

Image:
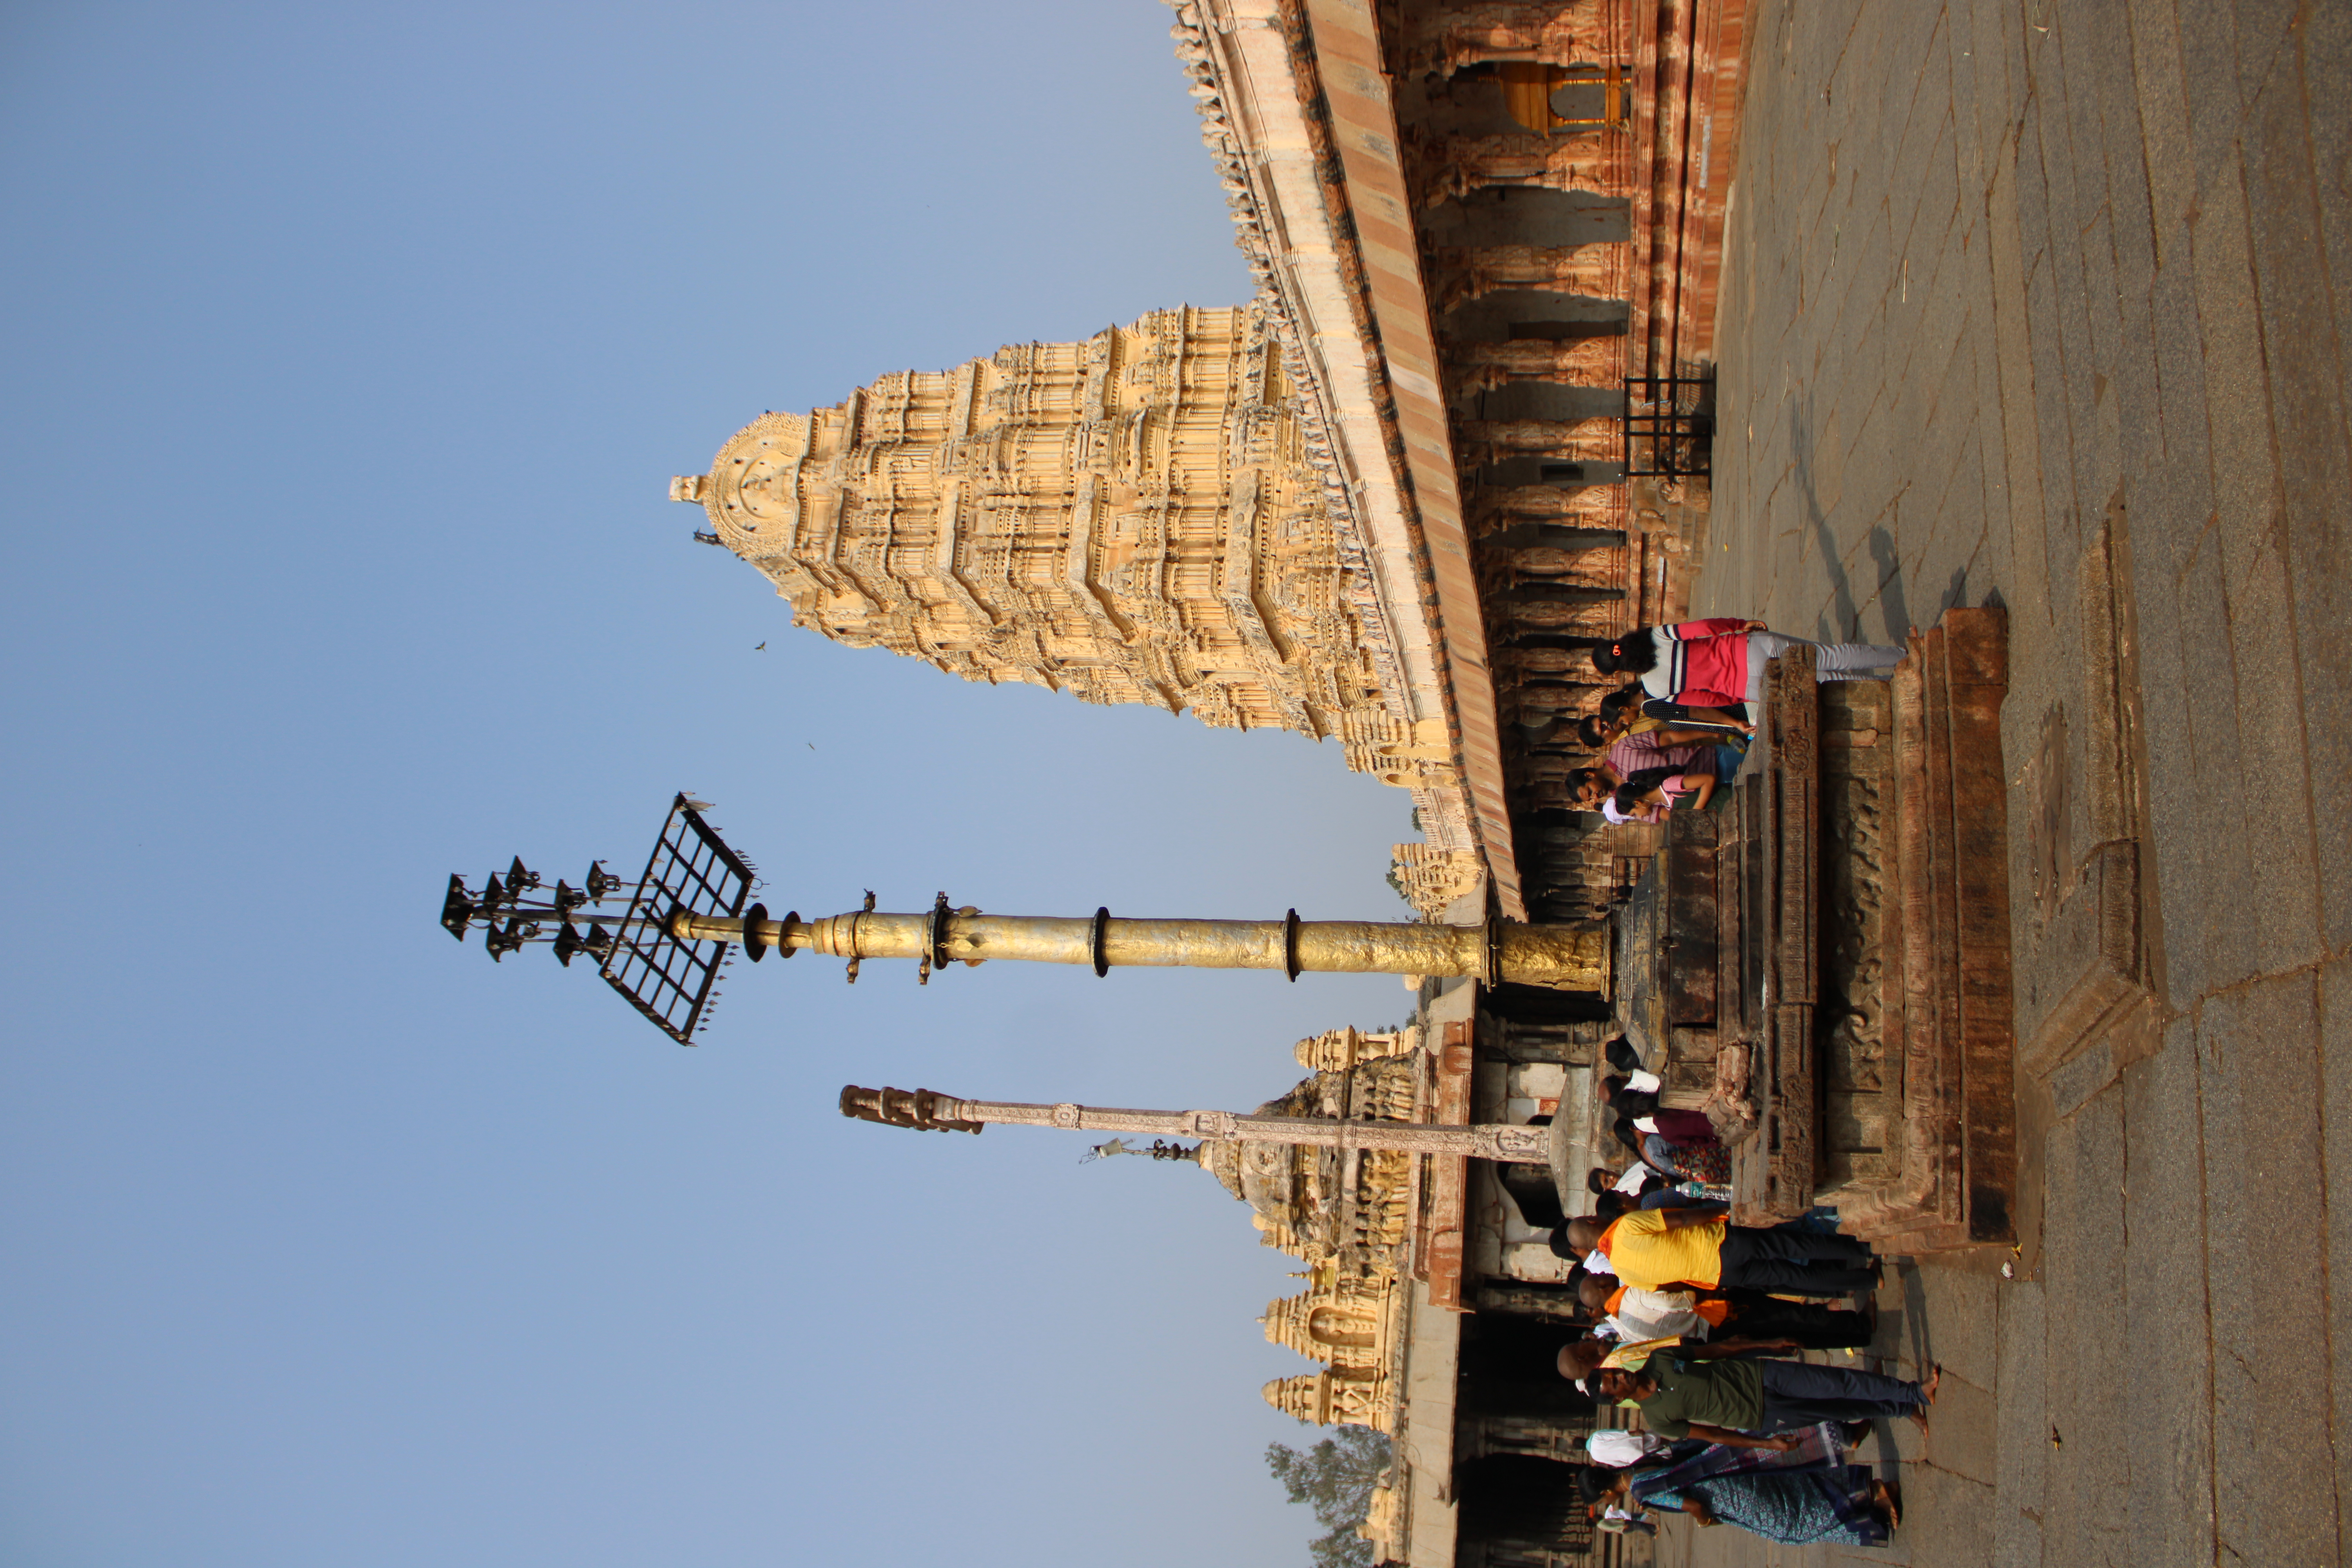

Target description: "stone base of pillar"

left=1641, top=610, right=2018, bottom=1251
left=1821, top=608, right=2018, bottom=1252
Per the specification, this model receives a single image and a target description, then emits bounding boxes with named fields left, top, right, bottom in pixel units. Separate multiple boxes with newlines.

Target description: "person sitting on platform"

left=1599, top=706, right=1751, bottom=787
left=1592, top=1163, right=1671, bottom=1205
left=1565, top=749, right=1736, bottom=818
left=1606, top=1062, right=1661, bottom=1098
left=1613, top=1116, right=1732, bottom=1190
left=1631, top=1125, right=1733, bottom=1187
left=1557, top=1208, right=1880, bottom=1298
left=1587, top=1192, right=1635, bottom=1227
left=1590, top=618, right=1906, bottom=719
left=1604, top=767, right=1715, bottom=824
left=1579, top=686, right=1745, bottom=753
left=1581, top=681, right=1756, bottom=744
left=1599, top=1076, right=1721, bottom=1154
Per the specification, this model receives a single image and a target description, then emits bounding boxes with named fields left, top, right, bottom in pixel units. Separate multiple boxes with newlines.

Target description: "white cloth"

left=1587, top=1429, right=1676, bottom=1468
left=1611, top=1165, right=1650, bottom=1195
left=1619, top=1286, right=1701, bottom=1318
left=1742, top=632, right=1905, bottom=704
left=1607, top=1305, right=1707, bottom=1343
left=1632, top=1115, right=1659, bottom=1134
left=1583, top=1249, right=1615, bottom=1277
left=1625, top=1069, right=1661, bottom=1096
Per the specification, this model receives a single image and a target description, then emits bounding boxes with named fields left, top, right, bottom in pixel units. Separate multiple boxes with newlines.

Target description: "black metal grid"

left=599, top=794, right=753, bottom=1045
left=1621, top=374, right=1715, bottom=477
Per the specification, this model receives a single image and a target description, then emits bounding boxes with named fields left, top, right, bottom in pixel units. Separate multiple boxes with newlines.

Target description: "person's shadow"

left=1858, top=1260, right=1935, bottom=1520
left=1867, top=524, right=1914, bottom=641
left=1791, top=398, right=1863, bottom=638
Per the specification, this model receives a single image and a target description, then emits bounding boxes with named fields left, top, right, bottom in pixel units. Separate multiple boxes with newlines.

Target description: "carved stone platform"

left=1652, top=608, right=2018, bottom=1252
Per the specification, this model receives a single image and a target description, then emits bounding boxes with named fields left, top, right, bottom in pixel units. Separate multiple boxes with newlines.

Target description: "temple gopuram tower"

left=673, top=305, right=1449, bottom=788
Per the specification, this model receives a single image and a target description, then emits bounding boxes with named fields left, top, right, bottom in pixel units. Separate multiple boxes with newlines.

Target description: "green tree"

left=1265, top=1427, right=1392, bottom=1568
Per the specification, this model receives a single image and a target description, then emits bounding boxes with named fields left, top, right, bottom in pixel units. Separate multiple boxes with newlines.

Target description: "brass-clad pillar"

left=670, top=904, right=1608, bottom=991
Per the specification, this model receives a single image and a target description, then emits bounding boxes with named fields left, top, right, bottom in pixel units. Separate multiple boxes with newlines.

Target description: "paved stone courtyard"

left=1651, top=0, right=2352, bottom=1562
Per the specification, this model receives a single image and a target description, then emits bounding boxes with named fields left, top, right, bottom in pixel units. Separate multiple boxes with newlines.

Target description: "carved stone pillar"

left=1433, top=244, right=1621, bottom=313
left=1461, top=417, right=1617, bottom=455
left=1472, top=485, right=1623, bottom=531
left=1425, top=135, right=1613, bottom=203
left=1396, top=0, right=1614, bottom=75
left=1447, top=335, right=1627, bottom=388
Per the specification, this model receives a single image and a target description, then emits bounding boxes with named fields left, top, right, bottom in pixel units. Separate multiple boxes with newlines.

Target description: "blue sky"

left=0, top=4, right=1422, bottom=1564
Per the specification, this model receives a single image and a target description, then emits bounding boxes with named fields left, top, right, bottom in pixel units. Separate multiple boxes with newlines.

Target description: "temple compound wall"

left=674, top=305, right=1480, bottom=917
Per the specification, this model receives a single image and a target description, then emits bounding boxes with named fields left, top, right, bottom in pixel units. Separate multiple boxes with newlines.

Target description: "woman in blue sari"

left=1582, top=1423, right=1896, bottom=1546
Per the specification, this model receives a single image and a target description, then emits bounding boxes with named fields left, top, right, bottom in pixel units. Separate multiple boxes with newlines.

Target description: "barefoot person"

left=1591, top=1355, right=1940, bottom=1446
left=1558, top=1207, right=1880, bottom=1298
left=1604, top=767, right=1715, bottom=824
left=1579, top=1432, right=1900, bottom=1547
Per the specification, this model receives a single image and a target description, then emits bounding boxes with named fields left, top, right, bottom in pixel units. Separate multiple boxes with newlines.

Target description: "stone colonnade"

left=1392, top=0, right=1648, bottom=918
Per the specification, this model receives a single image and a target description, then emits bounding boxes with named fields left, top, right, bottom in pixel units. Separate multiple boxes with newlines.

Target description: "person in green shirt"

left=1593, top=1353, right=1938, bottom=1447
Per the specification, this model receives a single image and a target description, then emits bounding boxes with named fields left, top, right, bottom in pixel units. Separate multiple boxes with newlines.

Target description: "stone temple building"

left=672, top=0, right=1749, bottom=933
left=1209, top=1006, right=1616, bottom=1563
left=666, top=4, right=2018, bottom=1565
left=673, top=303, right=1480, bottom=916
left=1204, top=1042, right=1421, bottom=1431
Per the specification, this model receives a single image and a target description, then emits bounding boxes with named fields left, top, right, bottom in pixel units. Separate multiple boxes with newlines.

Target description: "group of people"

left=1562, top=617, right=1907, bottom=824
left=1584, top=1034, right=1728, bottom=1194
left=1482, top=620, right=1923, bottom=1546
left=1527, top=1025, right=1925, bottom=1548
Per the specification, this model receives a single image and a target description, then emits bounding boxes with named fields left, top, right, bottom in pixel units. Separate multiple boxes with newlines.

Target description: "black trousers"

left=1755, top=1360, right=1923, bottom=1428
left=1715, top=1226, right=1877, bottom=1296
left=1724, top=1294, right=1874, bottom=1350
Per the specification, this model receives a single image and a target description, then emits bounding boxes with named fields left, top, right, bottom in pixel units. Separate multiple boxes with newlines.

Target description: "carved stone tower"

left=673, top=305, right=1440, bottom=780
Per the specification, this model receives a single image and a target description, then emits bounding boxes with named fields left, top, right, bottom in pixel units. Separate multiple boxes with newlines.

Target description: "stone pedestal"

left=1655, top=608, right=2018, bottom=1251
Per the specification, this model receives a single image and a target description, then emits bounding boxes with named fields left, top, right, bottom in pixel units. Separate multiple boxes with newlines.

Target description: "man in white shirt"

left=1580, top=1276, right=1711, bottom=1342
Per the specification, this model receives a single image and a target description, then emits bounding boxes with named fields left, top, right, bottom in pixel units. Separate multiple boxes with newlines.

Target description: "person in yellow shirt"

left=1560, top=1209, right=1878, bottom=1296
